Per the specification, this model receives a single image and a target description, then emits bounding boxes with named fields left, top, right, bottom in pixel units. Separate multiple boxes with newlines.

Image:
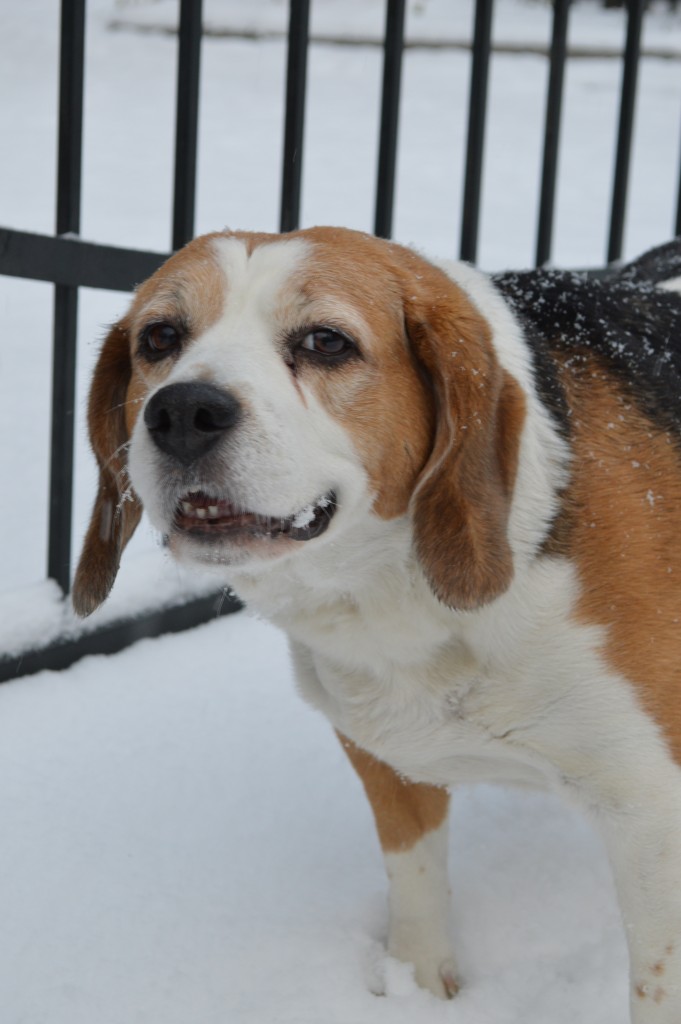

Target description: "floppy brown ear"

left=405, top=272, right=526, bottom=610
left=72, top=320, right=143, bottom=617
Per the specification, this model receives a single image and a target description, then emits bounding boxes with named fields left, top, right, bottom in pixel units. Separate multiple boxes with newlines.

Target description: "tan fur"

left=338, top=732, right=450, bottom=853
left=71, top=320, right=143, bottom=616
left=288, top=228, right=526, bottom=608
left=130, top=233, right=227, bottom=345
left=72, top=237, right=226, bottom=616
left=288, top=230, right=437, bottom=520
left=409, top=362, right=525, bottom=610
left=556, top=363, right=681, bottom=764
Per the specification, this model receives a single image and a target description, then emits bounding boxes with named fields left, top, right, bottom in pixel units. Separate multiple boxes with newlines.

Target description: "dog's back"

left=494, top=246, right=681, bottom=442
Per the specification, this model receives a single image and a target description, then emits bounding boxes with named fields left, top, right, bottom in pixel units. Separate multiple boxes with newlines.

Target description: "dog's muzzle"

left=144, top=381, right=241, bottom=466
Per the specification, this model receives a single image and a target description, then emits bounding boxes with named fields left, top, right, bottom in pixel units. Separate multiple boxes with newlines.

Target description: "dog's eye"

left=141, top=322, right=182, bottom=359
left=299, top=329, right=353, bottom=358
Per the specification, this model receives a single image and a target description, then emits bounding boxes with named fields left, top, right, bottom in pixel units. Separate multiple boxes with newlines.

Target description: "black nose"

left=144, top=381, right=241, bottom=466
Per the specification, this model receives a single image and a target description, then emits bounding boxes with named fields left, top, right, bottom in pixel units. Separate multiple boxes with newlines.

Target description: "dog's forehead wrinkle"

left=135, top=286, right=183, bottom=322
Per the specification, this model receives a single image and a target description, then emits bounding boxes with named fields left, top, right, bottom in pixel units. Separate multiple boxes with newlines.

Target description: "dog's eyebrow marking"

left=135, top=287, right=185, bottom=320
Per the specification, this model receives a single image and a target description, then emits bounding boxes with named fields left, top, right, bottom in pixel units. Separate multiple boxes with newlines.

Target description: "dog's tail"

left=614, top=237, right=681, bottom=294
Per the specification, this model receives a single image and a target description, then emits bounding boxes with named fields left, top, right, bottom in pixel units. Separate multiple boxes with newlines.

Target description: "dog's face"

left=126, top=229, right=436, bottom=568
left=73, top=227, right=525, bottom=617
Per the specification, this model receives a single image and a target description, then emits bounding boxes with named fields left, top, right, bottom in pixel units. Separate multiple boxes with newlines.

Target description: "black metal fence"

left=0, top=0, right=678, bottom=682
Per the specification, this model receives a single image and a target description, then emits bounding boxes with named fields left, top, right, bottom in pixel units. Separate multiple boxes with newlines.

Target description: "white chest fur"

left=232, top=543, right=678, bottom=812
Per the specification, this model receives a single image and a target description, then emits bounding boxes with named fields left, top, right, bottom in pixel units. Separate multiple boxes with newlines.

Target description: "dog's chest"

left=240, top=554, right=664, bottom=799
left=277, top=583, right=562, bottom=791
left=300, top=637, right=557, bottom=790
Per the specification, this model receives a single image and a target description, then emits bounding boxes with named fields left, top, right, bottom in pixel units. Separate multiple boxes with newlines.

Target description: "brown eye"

left=142, top=322, right=182, bottom=359
left=300, top=329, right=353, bottom=357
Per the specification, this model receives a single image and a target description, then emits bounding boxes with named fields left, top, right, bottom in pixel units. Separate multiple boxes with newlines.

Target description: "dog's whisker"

left=105, top=396, right=146, bottom=415
left=102, top=439, right=131, bottom=472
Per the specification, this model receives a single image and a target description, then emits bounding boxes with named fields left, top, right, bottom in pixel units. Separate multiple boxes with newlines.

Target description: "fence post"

left=280, top=0, right=310, bottom=232
left=460, top=0, right=494, bottom=263
left=607, top=0, right=645, bottom=263
left=535, top=0, right=570, bottom=267
left=48, top=0, right=86, bottom=594
left=374, top=0, right=407, bottom=239
left=172, top=0, right=203, bottom=251
left=671, top=120, right=675, bottom=236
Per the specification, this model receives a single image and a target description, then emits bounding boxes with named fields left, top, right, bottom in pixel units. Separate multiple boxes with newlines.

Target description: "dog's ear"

left=404, top=269, right=526, bottom=610
left=72, top=320, right=143, bottom=617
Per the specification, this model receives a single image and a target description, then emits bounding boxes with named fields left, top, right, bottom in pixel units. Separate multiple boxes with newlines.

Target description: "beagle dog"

left=74, top=227, right=681, bottom=1021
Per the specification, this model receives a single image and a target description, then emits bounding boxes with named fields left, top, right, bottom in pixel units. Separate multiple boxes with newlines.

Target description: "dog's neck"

left=229, top=512, right=419, bottom=611
left=226, top=512, right=454, bottom=660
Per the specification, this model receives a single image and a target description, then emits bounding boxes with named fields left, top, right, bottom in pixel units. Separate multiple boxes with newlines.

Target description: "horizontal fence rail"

left=0, top=229, right=167, bottom=291
left=0, top=593, right=242, bottom=685
left=1, top=0, right=678, bottom=681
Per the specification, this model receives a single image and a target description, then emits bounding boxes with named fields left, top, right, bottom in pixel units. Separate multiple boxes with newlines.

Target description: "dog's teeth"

left=196, top=508, right=207, bottom=519
left=208, top=505, right=219, bottom=517
left=181, top=501, right=194, bottom=514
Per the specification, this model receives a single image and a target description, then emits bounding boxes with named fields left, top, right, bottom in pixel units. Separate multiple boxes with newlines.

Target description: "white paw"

left=412, top=955, right=460, bottom=1000
left=388, top=937, right=460, bottom=1000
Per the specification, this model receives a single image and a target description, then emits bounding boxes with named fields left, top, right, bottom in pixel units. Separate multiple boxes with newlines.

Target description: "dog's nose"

left=144, top=381, right=241, bottom=466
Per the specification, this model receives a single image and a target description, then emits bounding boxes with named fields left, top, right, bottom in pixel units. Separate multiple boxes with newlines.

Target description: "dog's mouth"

left=173, top=490, right=337, bottom=542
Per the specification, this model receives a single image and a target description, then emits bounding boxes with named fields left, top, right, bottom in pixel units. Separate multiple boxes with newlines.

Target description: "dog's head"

left=73, top=227, right=526, bottom=617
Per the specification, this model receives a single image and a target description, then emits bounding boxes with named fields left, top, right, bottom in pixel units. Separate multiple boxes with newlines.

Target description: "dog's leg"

left=338, top=732, right=458, bottom=999
left=600, top=809, right=681, bottom=1024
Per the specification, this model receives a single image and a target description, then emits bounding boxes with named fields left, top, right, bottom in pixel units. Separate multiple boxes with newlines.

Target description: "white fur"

left=126, top=234, right=681, bottom=1022
left=383, top=821, right=458, bottom=999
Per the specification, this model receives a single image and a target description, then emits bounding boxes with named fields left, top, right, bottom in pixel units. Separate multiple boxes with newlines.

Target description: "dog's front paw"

left=388, top=935, right=461, bottom=1000
left=414, top=956, right=460, bottom=1000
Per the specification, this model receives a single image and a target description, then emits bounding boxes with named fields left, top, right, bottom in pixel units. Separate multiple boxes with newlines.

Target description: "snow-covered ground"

left=0, top=1, right=680, bottom=1021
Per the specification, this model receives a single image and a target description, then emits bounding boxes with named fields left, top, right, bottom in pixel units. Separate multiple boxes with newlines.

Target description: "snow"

left=1, top=1, right=680, bottom=1020
left=0, top=613, right=629, bottom=1024
left=292, top=502, right=318, bottom=528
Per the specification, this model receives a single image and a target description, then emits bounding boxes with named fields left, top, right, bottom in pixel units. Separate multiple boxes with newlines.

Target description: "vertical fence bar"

left=48, top=0, right=86, bottom=593
left=535, top=0, right=570, bottom=267
left=280, top=0, right=310, bottom=232
left=374, top=0, right=407, bottom=239
left=172, top=0, right=203, bottom=250
left=607, top=0, right=644, bottom=263
left=675, top=124, right=681, bottom=237
left=460, top=0, right=494, bottom=263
